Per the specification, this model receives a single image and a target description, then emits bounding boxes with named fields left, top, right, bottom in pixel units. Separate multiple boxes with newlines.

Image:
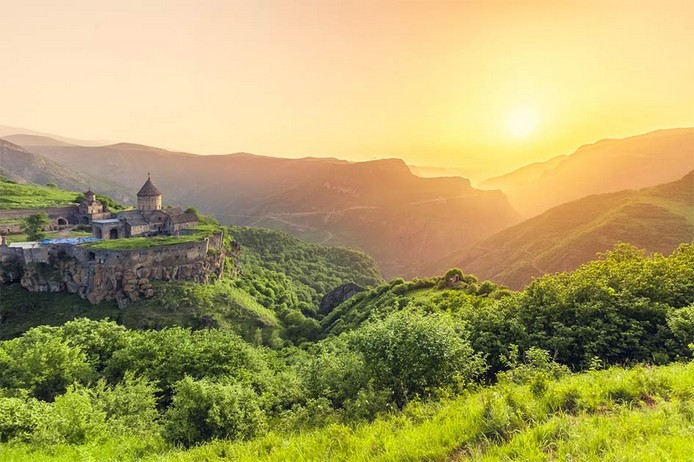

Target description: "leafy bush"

left=164, top=377, right=265, bottom=446
left=0, top=328, right=92, bottom=401
left=351, top=311, right=486, bottom=406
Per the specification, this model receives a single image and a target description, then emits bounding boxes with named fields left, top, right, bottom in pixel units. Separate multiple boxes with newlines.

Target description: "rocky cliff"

left=13, top=233, right=231, bottom=308
left=20, top=251, right=226, bottom=308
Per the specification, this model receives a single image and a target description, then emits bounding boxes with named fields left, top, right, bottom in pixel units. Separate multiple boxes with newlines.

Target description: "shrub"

left=164, top=377, right=266, bottom=446
left=0, top=396, right=50, bottom=442
left=351, top=311, right=486, bottom=406
left=0, top=328, right=92, bottom=401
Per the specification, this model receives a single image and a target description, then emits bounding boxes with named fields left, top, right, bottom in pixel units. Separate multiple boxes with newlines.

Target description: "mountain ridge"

left=480, top=127, right=694, bottom=217
left=436, top=171, right=694, bottom=289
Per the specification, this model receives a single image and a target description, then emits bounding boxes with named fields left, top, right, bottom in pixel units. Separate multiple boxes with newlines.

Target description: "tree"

left=351, top=311, right=486, bottom=406
left=0, top=328, right=93, bottom=401
left=164, top=377, right=265, bottom=446
left=21, top=212, right=49, bottom=241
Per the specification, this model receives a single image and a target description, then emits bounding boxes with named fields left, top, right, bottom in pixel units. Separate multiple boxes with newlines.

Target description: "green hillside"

left=0, top=241, right=691, bottom=460
left=440, top=172, right=694, bottom=289
left=0, top=178, right=82, bottom=209
left=148, top=361, right=694, bottom=462
left=0, top=225, right=383, bottom=344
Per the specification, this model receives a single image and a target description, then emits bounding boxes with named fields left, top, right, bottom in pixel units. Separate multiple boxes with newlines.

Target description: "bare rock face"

left=319, top=282, right=365, bottom=315
left=0, top=252, right=23, bottom=284
left=19, top=249, right=225, bottom=308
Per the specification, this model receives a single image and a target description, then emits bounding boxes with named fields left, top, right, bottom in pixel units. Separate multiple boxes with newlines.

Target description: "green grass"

left=86, top=235, right=202, bottom=250
left=148, top=361, right=694, bottom=462
left=0, top=180, right=81, bottom=209
left=2, top=361, right=689, bottom=461
left=470, top=403, right=694, bottom=461
left=85, top=224, right=221, bottom=250
left=116, top=280, right=281, bottom=343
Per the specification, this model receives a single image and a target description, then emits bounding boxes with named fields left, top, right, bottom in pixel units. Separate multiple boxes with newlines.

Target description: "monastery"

left=90, top=174, right=198, bottom=240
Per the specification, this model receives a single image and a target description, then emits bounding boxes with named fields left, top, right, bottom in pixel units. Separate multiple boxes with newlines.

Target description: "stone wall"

left=13, top=232, right=227, bottom=308
left=0, top=206, right=79, bottom=221
left=0, top=206, right=81, bottom=234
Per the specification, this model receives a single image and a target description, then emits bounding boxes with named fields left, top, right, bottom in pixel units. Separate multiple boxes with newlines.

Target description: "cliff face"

left=13, top=233, right=230, bottom=308
left=0, top=250, right=23, bottom=284
left=20, top=251, right=225, bottom=308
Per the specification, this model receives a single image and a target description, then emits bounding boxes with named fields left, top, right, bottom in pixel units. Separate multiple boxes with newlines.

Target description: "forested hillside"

left=440, top=172, right=694, bottom=289
left=1, top=242, right=692, bottom=460
left=0, top=226, right=383, bottom=343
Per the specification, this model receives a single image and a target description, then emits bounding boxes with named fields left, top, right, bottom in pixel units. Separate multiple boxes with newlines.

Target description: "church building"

left=91, top=175, right=198, bottom=240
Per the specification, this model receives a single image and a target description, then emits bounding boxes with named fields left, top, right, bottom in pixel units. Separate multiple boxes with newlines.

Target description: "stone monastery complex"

left=0, top=176, right=226, bottom=308
left=89, top=174, right=198, bottom=240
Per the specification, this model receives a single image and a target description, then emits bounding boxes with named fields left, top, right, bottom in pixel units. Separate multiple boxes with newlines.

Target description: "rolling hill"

left=0, top=124, right=108, bottom=146
left=0, top=139, right=94, bottom=192
left=480, top=128, right=694, bottom=217
left=437, top=171, right=694, bottom=289
left=0, top=139, right=130, bottom=203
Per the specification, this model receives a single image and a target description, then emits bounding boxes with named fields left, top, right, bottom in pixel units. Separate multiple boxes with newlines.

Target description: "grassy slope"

left=438, top=172, right=694, bottom=290
left=4, top=361, right=690, bottom=461
left=0, top=180, right=81, bottom=209
left=321, top=280, right=494, bottom=337
left=149, top=362, right=694, bottom=461
left=0, top=280, right=280, bottom=344
left=0, top=285, right=121, bottom=339
left=0, top=140, right=93, bottom=194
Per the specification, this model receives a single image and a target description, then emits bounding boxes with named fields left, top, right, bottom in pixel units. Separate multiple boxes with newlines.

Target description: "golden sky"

left=1, top=0, right=692, bottom=177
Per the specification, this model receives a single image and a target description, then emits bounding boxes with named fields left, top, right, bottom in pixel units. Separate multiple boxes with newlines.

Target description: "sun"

left=507, top=107, right=538, bottom=138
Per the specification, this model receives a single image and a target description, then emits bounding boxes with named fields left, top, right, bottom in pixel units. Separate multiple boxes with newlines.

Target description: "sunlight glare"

left=507, top=107, right=538, bottom=138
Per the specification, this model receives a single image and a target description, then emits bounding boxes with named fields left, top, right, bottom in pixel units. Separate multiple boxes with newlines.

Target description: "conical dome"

left=137, top=174, right=162, bottom=197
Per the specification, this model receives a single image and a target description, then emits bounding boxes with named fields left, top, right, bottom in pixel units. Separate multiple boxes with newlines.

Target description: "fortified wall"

left=0, top=232, right=227, bottom=308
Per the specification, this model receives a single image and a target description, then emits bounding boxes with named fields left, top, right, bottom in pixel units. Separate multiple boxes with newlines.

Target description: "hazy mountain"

left=438, top=172, right=694, bottom=289
left=480, top=128, right=694, bottom=217
left=0, top=139, right=132, bottom=203
left=479, top=154, right=568, bottom=190
left=0, top=125, right=109, bottom=147
left=2, top=134, right=76, bottom=147
left=408, top=165, right=488, bottom=184
left=19, top=142, right=520, bottom=278
left=0, top=139, right=93, bottom=192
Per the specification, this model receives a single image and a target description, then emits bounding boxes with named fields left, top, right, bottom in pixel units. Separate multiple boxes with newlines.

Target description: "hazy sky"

left=1, top=0, right=692, bottom=176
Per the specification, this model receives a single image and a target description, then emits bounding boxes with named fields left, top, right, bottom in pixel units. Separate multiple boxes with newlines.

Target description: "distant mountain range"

left=0, top=124, right=109, bottom=147
left=480, top=128, right=694, bottom=217
left=2, top=134, right=519, bottom=278
left=2, top=125, right=692, bottom=281
left=438, top=172, right=694, bottom=289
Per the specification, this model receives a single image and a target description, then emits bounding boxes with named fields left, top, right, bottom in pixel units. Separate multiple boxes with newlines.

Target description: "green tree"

left=21, top=212, right=49, bottom=241
left=0, top=328, right=92, bottom=401
left=164, top=377, right=265, bottom=446
left=351, top=311, right=486, bottom=406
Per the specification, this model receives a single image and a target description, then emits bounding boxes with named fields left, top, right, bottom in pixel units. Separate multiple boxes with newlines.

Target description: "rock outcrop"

left=20, top=251, right=225, bottom=308
left=13, top=232, right=229, bottom=308
left=319, top=282, right=365, bottom=315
